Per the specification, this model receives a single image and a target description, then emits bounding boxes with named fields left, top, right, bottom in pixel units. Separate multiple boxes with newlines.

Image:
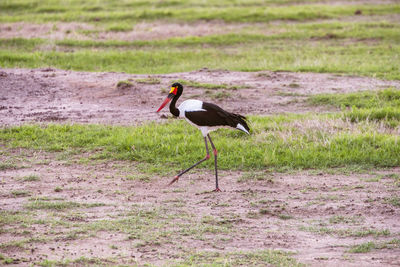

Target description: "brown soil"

left=1, top=68, right=400, bottom=266
left=1, top=68, right=399, bottom=126
left=1, top=152, right=399, bottom=266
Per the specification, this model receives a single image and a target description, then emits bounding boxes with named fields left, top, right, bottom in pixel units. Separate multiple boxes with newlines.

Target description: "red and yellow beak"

left=157, top=86, right=177, bottom=112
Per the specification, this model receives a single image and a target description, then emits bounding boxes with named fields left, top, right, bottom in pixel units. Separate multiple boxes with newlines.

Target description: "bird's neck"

left=169, top=96, right=180, bottom=117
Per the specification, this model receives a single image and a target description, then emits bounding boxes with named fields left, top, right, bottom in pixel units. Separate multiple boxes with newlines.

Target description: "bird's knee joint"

left=213, top=149, right=218, bottom=156
left=205, top=154, right=210, bottom=160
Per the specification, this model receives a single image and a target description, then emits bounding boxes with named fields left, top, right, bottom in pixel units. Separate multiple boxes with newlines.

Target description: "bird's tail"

left=228, top=113, right=250, bottom=134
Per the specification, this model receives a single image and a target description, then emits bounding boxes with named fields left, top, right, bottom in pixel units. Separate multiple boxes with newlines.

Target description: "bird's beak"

left=157, top=93, right=174, bottom=112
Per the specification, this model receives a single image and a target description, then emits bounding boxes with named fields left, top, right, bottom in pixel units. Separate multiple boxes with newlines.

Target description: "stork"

left=157, top=82, right=250, bottom=192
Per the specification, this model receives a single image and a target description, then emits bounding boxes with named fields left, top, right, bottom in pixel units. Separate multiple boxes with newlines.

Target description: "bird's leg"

left=207, top=134, right=221, bottom=192
left=168, top=136, right=210, bottom=186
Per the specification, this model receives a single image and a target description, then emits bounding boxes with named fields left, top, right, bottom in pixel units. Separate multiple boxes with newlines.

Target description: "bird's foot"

left=168, top=176, right=179, bottom=186
left=213, top=187, right=222, bottom=192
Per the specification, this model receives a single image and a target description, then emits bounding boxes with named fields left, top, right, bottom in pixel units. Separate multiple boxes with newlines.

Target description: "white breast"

left=177, top=99, right=205, bottom=118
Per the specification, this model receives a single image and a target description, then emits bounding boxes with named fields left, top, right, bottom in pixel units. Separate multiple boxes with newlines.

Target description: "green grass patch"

left=1, top=41, right=399, bottom=79
left=105, top=23, right=132, bottom=32
left=0, top=1, right=399, bottom=80
left=24, top=199, right=105, bottom=211
left=1, top=2, right=399, bottom=24
left=328, top=215, right=364, bottom=225
left=11, top=190, right=31, bottom=197
left=0, top=38, right=45, bottom=51
left=1, top=114, right=400, bottom=172
left=384, top=196, right=400, bottom=207
left=24, top=200, right=81, bottom=210
left=300, top=226, right=390, bottom=237
left=116, top=80, right=133, bottom=89
left=0, top=162, right=17, bottom=170
left=309, top=88, right=400, bottom=126
left=172, top=250, right=303, bottom=266
left=38, top=257, right=109, bottom=267
left=21, top=174, right=40, bottom=181
left=0, top=254, right=20, bottom=265
left=0, top=210, right=32, bottom=227
left=54, top=33, right=275, bottom=49
left=174, top=79, right=249, bottom=90
left=136, top=77, right=161, bottom=84
left=309, top=88, right=400, bottom=109
left=238, top=171, right=273, bottom=182
left=348, top=239, right=400, bottom=253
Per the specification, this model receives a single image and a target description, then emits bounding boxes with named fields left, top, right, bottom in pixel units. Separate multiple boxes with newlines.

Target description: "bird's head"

left=157, top=82, right=183, bottom=112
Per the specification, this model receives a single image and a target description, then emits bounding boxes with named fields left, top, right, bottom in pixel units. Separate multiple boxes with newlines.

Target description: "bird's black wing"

left=185, top=102, right=250, bottom=131
left=185, top=102, right=228, bottom=127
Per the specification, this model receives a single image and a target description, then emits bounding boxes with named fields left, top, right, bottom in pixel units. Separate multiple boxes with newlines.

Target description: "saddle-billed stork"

left=157, top=82, right=250, bottom=192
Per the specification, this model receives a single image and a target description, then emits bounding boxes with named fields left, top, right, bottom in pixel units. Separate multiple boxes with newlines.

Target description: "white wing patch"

left=178, top=99, right=205, bottom=118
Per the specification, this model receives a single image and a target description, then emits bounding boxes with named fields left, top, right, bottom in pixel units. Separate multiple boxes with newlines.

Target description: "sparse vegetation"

left=116, top=80, right=133, bottom=89
left=105, top=23, right=132, bottom=32
left=1, top=116, right=399, bottom=172
left=174, top=79, right=248, bottom=90
left=309, top=88, right=400, bottom=127
left=24, top=199, right=105, bottom=211
left=21, top=174, right=40, bottom=181
left=328, top=215, right=364, bottom=225
left=136, top=77, right=161, bottom=84
left=299, top=225, right=391, bottom=238
left=173, top=250, right=304, bottom=267
left=11, top=190, right=31, bottom=197
left=0, top=162, right=17, bottom=170
left=384, top=196, right=400, bottom=207
left=348, top=239, right=400, bottom=253
left=1, top=1, right=400, bottom=266
left=238, top=171, right=274, bottom=182
left=1, top=19, right=400, bottom=79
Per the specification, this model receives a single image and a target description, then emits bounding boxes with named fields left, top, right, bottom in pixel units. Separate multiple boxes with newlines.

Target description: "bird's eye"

left=169, top=87, right=177, bottom=95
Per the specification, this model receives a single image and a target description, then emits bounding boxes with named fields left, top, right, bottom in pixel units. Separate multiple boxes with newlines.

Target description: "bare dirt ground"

left=1, top=68, right=400, bottom=266
left=1, top=151, right=399, bottom=266
left=1, top=67, right=400, bottom=126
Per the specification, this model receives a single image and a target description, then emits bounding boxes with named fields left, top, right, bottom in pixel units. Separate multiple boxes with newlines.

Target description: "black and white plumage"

left=157, top=82, right=250, bottom=192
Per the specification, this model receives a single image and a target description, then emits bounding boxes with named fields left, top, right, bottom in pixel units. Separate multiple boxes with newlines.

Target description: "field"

left=1, top=0, right=400, bottom=266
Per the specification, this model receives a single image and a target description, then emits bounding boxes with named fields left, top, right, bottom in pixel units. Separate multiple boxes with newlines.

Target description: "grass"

left=328, top=215, right=364, bottom=225
left=24, top=198, right=105, bottom=210
left=0, top=162, right=17, bottom=170
left=309, top=88, right=400, bottom=109
left=299, top=225, right=391, bottom=238
left=1, top=2, right=399, bottom=24
left=238, top=170, right=274, bottom=182
left=136, top=77, right=161, bottom=84
left=1, top=112, right=400, bottom=172
left=348, top=239, right=400, bottom=253
left=309, top=88, right=400, bottom=126
left=172, top=250, right=304, bottom=267
left=384, top=196, right=400, bottom=207
left=1, top=39, right=399, bottom=79
left=25, top=200, right=81, bottom=210
left=174, top=79, right=249, bottom=90
left=38, top=257, right=108, bottom=267
left=0, top=210, right=32, bottom=227
left=105, top=23, right=132, bottom=32
left=21, top=174, right=40, bottom=181
left=0, top=15, right=399, bottom=79
left=11, top=190, right=31, bottom=197
left=0, top=4, right=399, bottom=264
left=0, top=254, right=19, bottom=265
left=116, top=80, right=133, bottom=89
